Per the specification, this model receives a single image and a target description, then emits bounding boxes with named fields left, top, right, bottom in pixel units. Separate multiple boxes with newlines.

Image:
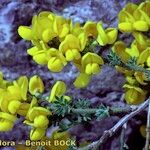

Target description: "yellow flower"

left=70, top=21, right=83, bottom=36
left=59, top=34, right=87, bottom=61
left=30, top=128, right=46, bottom=141
left=59, top=34, right=80, bottom=61
left=115, top=66, right=134, bottom=76
left=27, top=41, right=49, bottom=65
left=134, top=72, right=147, bottom=85
left=113, top=41, right=130, bottom=63
left=123, top=84, right=147, bottom=105
left=133, top=32, right=150, bottom=51
left=18, top=11, right=57, bottom=42
left=18, top=12, right=51, bottom=41
left=133, top=21, right=149, bottom=32
left=53, top=16, right=70, bottom=39
left=27, top=106, right=51, bottom=122
left=126, top=72, right=147, bottom=86
left=74, top=73, right=91, bottom=88
left=134, top=1, right=150, bottom=27
left=7, top=76, right=28, bottom=101
left=97, top=22, right=118, bottom=46
left=18, top=26, right=33, bottom=40
left=118, top=3, right=149, bottom=32
left=0, top=90, right=12, bottom=112
left=125, top=42, right=140, bottom=58
left=137, top=47, right=150, bottom=66
left=29, top=75, right=44, bottom=95
left=24, top=98, right=51, bottom=141
left=81, top=52, right=104, bottom=75
left=34, top=115, right=49, bottom=128
left=47, top=48, right=67, bottom=72
left=83, top=21, right=97, bottom=37
left=8, top=100, right=21, bottom=115
left=118, top=3, right=137, bottom=32
left=0, top=112, right=17, bottom=131
left=73, top=53, right=103, bottom=88
left=125, top=76, right=137, bottom=85
left=133, top=4, right=149, bottom=32
left=49, top=81, right=70, bottom=102
left=17, top=102, right=31, bottom=116
left=0, top=90, right=30, bottom=116
left=78, top=32, right=88, bottom=51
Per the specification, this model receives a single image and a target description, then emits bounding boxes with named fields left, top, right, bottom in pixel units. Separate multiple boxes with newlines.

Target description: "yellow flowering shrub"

left=0, top=74, right=51, bottom=140
left=18, top=11, right=117, bottom=88
left=18, top=4, right=150, bottom=105
left=0, top=72, right=71, bottom=143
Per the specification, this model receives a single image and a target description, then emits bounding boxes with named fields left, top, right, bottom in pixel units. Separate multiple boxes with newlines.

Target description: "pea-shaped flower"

left=0, top=112, right=17, bottom=131
left=81, top=52, right=104, bottom=75
left=126, top=72, right=147, bottom=86
left=8, top=100, right=21, bottom=115
left=134, top=72, right=148, bottom=85
left=29, top=75, right=44, bottom=95
left=49, top=81, right=70, bottom=102
left=0, top=91, right=32, bottom=117
left=7, top=76, right=28, bottom=101
left=53, top=15, right=70, bottom=39
left=83, top=21, right=97, bottom=37
left=133, top=32, right=150, bottom=50
left=118, top=3, right=149, bottom=32
left=30, top=128, right=46, bottom=141
left=17, top=102, right=31, bottom=116
left=27, top=107, right=51, bottom=122
left=125, top=76, right=137, bottom=85
left=47, top=48, right=67, bottom=72
left=27, top=41, right=49, bottom=65
left=34, top=115, right=49, bottom=128
left=74, top=73, right=91, bottom=88
left=24, top=98, right=51, bottom=141
left=133, top=2, right=150, bottom=30
left=97, top=22, right=118, bottom=46
left=70, top=21, right=83, bottom=37
left=0, top=90, right=13, bottom=112
left=123, top=84, right=147, bottom=105
left=118, top=3, right=137, bottom=32
left=113, top=41, right=130, bottom=63
left=125, top=41, right=140, bottom=58
left=18, top=11, right=56, bottom=42
left=59, top=34, right=87, bottom=61
left=137, top=47, right=150, bottom=67
left=18, top=26, right=33, bottom=40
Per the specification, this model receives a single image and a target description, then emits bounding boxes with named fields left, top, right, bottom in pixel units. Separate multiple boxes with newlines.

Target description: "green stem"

left=71, top=108, right=97, bottom=114
left=71, top=107, right=132, bottom=115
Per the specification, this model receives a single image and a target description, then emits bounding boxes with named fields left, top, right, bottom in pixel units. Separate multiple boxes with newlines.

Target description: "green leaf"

left=126, top=57, right=137, bottom=66
left=74, top=99, right=91, bottom=109
left=95, top=104, right=110, bottom=120
left=51, top=96, right=71, bottom=117
left=107, top=50, right=121, bottom=66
